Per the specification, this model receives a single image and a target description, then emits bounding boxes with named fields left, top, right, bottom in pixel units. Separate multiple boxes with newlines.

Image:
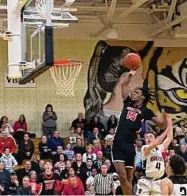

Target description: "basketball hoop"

left=35, top=0, right=54, bottom=18
left=50, top=59, right=83, bottom=97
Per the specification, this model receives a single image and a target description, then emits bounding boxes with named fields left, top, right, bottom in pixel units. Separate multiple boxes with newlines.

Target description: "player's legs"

left=126, top=167, right=134, bottom=186
left=113, top=162, right=132, bottom=195
left=125, top=144, right=136, bottom=192
left=112, top=143, right=135, bottom=195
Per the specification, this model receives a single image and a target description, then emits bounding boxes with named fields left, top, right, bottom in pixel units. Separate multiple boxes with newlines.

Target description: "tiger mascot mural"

left=84, top=41, right=187, bottom=128
left=144, top=47, right=187, bottom=127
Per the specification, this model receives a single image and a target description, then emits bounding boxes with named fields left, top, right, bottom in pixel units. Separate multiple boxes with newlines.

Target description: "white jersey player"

left=142, top=143, right=165, bottom=179
left=161, top=154, right=187, bottom=196
left=136, top=113, right=173, bottom=196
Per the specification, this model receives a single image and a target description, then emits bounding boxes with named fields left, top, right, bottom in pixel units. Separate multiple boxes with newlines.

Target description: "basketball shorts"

left=136, top=178, right=161, bottom=196
left=111, top=142, right=136, bottom=168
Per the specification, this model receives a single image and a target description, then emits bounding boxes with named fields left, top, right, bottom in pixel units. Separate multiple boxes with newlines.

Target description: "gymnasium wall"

left=0, top=39, right=187, bottom=137
left=0, top=39, right=96, bottom=136
left=85, top=41, right=187, bottom=128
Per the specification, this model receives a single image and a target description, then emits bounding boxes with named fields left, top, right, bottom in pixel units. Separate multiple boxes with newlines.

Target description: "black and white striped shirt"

left=93, top=173, right=114, bottom=195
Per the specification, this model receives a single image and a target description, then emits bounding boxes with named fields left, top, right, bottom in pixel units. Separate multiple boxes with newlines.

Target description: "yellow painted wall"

left=0, top=39, right=187, bottom=136
left=0, top=39, right=97, bottom=136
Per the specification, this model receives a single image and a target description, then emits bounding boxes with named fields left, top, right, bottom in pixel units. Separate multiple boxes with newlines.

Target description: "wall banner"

left=4, top=74, right=36, bottom=88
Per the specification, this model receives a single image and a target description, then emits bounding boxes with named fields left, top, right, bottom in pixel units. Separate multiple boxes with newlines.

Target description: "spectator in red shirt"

left=62, top=167, right=84, bottom=188
left=62, top=176, right=85, bottom=195
left=13, top=114, right=27, bottom=133
left=28, top=170, right=42, bottom=195
left=0, top=130, right=17, bottom=154
left=13, top=114, right=27, bottom=144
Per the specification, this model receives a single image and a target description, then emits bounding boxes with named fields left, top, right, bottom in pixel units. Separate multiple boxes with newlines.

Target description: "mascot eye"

left=173, top=88, right=187, bottom=100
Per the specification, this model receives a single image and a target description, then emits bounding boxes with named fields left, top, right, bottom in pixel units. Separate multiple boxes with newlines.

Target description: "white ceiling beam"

left=11, top=5, right=170, bottom=14
left=4, top=5, right=168, bottom=13
left=61, top=0, right=75, bottom=8
left=166, top=0, right=177, bottom=23
left=53, top=6, right=156, bottom=13
left=90, top=0, right=117, bottom=37
left=150, top=13, right=165, bottom=27
left=95, top=12, right=108, bottom=26
left=107, top=0, right=117, bottom=22
left=147, top=14, right=187, bottom=38
left=148, top=8, right=170, bottom=14
left=90, top=25, right=109, bottom=37
left=55, top=1, right=131, bottom=7
left=116, top=0, right=148, bottom=20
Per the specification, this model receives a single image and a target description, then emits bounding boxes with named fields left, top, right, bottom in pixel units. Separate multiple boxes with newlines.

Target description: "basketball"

left=123, top=53, right=141, bottom=71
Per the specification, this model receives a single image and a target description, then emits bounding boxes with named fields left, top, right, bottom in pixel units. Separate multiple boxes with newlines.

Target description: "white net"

left=50, top=60, right=83, bottom=97
left=35, top=0, right=54, bottom=18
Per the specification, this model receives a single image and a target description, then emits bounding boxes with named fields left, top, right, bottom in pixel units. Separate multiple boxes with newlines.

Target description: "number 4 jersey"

left=142, top=144, right=165, bottom=179
left=169, top=175, right=187, bottom=196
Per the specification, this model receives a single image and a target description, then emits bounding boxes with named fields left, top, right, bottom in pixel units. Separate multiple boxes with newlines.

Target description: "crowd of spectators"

left=0, top=104, right=186, bottom=195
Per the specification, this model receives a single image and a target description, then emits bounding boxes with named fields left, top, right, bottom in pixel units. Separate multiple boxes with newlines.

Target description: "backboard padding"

left=19, top=26, right=54, bottom=84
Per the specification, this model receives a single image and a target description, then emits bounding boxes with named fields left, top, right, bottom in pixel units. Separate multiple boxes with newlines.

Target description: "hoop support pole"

left=46, top=0, right=52, bottom=26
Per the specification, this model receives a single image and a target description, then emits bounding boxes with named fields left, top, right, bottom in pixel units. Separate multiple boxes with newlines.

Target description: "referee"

left=93, top=164, right=115, bottom=195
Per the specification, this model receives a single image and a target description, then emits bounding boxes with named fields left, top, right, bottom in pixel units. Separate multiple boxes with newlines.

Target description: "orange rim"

left=53, top=59, right=83, bottom=67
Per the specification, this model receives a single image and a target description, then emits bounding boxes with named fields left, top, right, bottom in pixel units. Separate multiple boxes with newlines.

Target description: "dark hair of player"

left=169, top=155, right=186, bottom=175
left=144, top=130, right=157, bottom=138
left=137, top=87, right=155, bottom=106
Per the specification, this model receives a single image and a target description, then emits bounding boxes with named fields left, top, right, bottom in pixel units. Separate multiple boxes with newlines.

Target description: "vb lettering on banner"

left=4, top=75, right=36, bottom=88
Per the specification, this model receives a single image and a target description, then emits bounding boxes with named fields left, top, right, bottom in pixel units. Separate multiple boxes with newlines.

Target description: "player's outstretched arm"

left=143, top=113, right=170, bottom=155
left=161, top=178, right=173, bottom=195
left=119, top=70, right=136, bottom=86
left=112, top=70, right=136, bottom=101
left=120, top=70, right=136, bottom=100
left=162, top=113, right=173, bottom=150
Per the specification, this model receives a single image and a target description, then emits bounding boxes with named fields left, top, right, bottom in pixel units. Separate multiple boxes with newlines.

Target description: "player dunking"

left=111, top=70, right=166, bottom=195
left=136, top=113, right=173, bottom=195
left=161, top=155, right=187, bottom=196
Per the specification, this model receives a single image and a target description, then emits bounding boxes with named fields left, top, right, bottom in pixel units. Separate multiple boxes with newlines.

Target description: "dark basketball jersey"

left=169, top=175, right=187, bottom=196
left=37, top=172, right=61, bottom=195
left=113, top=97, right=155, bottom=144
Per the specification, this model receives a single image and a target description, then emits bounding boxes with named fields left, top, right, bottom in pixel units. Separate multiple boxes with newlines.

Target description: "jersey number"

left=45, top=183, right=53, bottom=190
left=126, top=111, right=138, bottom=121
left=155, top=162, right=161, bottom=170
left=180, top=187, right=187, bottom=196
